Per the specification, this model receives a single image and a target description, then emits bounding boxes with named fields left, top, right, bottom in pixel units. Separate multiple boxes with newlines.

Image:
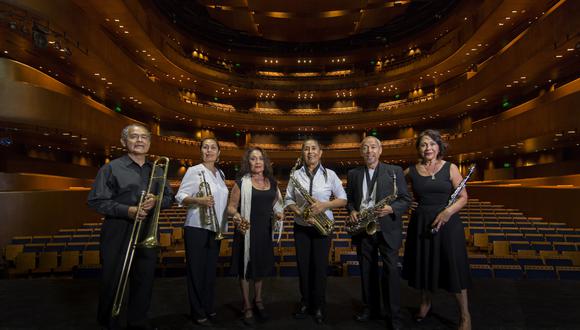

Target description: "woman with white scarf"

left=175, top=138, right=228, bottom=327
left=227, top=147, right=284, bottom=326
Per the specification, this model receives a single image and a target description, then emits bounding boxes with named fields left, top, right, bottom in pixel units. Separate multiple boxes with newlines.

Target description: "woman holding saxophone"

left=227, top=147, right=284, bottom=326
left=284, top=138, right=347, bottom=324
left=175, top=138, right=228, bottom=326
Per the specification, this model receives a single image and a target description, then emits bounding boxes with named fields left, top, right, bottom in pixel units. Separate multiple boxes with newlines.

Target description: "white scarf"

left=241, top=175, right=285, bottom=275
left=240, top=174, right=253, bottom=276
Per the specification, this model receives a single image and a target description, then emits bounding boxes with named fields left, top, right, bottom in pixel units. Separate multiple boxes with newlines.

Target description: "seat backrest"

left=493, top=241, right=510, bottom=257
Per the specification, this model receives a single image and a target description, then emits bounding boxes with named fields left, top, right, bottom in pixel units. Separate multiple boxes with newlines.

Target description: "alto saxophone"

left=289, top=158, right=334, bottom=236
left=346, top=172, right=397, bottom=236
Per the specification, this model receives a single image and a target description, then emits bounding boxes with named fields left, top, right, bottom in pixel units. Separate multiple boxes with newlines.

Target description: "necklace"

left=423, top=160, right=440, bottom=180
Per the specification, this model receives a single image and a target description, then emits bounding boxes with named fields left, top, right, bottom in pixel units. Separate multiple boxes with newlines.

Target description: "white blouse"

left=175, top=164, right=229, bottom=232
left=284, top=165, right=347, bottom=226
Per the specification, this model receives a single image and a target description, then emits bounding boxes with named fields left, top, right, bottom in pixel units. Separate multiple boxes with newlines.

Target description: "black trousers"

left=355, top=232, right=401, bottom=329
left=184, top=227, right=221, bottom=320
left=98, top=219, right=157, bottom=328
left=294, top=223, right=331, bottom=310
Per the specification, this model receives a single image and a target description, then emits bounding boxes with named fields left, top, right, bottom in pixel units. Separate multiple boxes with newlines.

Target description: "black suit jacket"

left=346, top=162, right=411, bottom=247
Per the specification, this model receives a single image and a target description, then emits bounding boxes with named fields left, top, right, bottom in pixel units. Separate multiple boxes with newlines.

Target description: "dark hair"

left=416, top=129, right=448, bottom=159
left=300, top=138, right=322, bottom=163
left=199, top=137, right=223, bottom=179
left=200, top=137, right=220, bottom=151
left=238, top=147, right=276, bottom=182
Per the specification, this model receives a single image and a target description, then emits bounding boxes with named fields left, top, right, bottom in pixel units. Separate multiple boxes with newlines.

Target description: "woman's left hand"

left=432, top=209, right=452, bottom=231
left=309, top=200, right=327, bottom=215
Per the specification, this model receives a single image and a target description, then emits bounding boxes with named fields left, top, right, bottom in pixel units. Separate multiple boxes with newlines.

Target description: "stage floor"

left=1, top=277, right=579, bottom=329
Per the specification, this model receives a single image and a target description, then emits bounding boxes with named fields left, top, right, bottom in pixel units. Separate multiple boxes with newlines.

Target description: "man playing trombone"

left=88, top=124, right=174, bottom=330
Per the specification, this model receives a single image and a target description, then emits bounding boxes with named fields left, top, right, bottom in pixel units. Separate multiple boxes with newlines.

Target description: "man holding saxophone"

left=346, top=136, right=410, bottom=330
left=88, top=124, right=174, bottom=330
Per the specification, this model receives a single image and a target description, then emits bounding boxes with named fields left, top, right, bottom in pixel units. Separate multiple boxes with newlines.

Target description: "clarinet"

left=431, top=164, right=476, bottom=234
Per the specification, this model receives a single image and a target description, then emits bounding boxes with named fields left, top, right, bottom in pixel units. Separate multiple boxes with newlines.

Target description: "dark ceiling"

left=153, top=0, right=458, bottom=52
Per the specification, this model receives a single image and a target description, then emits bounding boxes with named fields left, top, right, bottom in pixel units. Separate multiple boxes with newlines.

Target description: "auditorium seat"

left=468, top=254, right=488, bottom=265
left=343, top=261, right=360, bottom=276
left=10, top=252, right=36, bottom=277
left=11, top=236, right=32, bottom=244
left=492, top=265, right=524, bottom=279
left=44, top=243, right=66, bottom=252
left=81, top=250, right=100, bottom=266
left=530, top=242, right=553, bottom=251
left=544, top=234, right=565, bottom=242
left=556, top=266, right=580, bottom=280
left=543, top=256, right=574, bottom=267
left=31, top=236, right=52, bottom=244
left=554, top=242, right=577, bottom=252
left=517, top=256, right=544, bottom=266
left=51, top=235, right=72, bottom=243
left=55, top=250, right=80, bottom=273
left=23, top=243, right=45, bottom=253
left=65, top=242, right=87, bottom=251
left=3, top=244, right=24, bottom=265
left=278, top=262, right=298, bottom=277
left=488, top=255, right=518, bottom=265
left=524, top=265, right=557, bottom=280
left=469, top=264, right=492, bottom=278
left=473, top=233, right=489, bottom=252
left=33, top=252, right=58, bottom=274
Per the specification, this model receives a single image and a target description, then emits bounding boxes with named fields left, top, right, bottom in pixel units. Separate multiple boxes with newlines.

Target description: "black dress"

left=230, top=178, right=276, bottom=279
left=402, top=162, right=471, bottom=293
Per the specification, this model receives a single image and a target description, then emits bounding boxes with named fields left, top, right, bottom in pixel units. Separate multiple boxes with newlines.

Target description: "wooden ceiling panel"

left=254, top=15, right=360, bottom=42
left=247, top=0, right=364, bottom=13
left=197, top=0, right=247, bottom=7
left=205, top=9, right=256, bottom=33
left=357, top=7, right=407, bottom=31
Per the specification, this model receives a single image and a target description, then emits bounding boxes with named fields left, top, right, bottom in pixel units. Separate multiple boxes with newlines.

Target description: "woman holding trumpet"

left=284, top=139, right=347, bottom=324
left=175, top=138, right=228, bottom=327
left=227, top=147, right=284, bottom=325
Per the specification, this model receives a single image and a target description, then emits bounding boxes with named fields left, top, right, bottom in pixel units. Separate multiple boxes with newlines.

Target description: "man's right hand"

left=348, top=211, right=360, bottom=224
left=128, top=206, right=148, bottom=221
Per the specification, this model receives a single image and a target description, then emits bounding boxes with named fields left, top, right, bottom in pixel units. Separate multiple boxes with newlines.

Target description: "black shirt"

left=87, top=154, right=174, bottom=221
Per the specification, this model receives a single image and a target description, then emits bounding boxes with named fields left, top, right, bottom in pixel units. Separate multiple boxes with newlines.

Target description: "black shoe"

left=242, top=308, right=255, bottom=326
left=414, top=305, right=432, bottom=323
left=207, top=312, right=218, bottom=323
left=355, top=308, right=371, bottom=322
left=313, top=309, right=325, bottom=324
left=253, top=299, right=270, bottom=321
left=293, top=303, right=309, bottom=319
left=194, top=318, right=214, bottom=327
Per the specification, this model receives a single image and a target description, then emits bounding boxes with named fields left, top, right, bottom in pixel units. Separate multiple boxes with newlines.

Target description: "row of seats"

left=3, top=199, right=580, bottom=280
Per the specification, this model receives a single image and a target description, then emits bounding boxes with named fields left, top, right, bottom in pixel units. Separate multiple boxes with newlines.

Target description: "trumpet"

left=197, top=170, right=223, bottom=240
left=289, top=158, right=334, bottom=236
left=112, top=156, right=169, bottom=318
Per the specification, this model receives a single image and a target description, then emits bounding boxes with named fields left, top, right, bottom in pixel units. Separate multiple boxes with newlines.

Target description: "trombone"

left=197, top=170, right=224, bottom=240
left=111, top=156, right=170, bottom=318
